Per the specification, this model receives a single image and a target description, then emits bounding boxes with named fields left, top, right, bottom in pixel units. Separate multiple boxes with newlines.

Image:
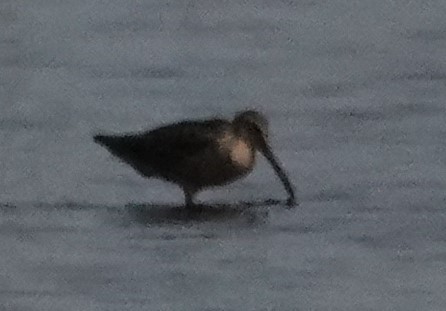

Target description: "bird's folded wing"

left=137, top=119, right=230, bottom=161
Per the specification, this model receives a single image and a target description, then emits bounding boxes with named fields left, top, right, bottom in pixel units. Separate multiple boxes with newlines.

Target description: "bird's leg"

left=183, top=187, right=197, bottom=208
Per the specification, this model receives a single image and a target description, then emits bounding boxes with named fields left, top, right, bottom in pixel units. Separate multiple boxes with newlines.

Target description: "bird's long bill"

left=260, top=142, right=296, bottom=204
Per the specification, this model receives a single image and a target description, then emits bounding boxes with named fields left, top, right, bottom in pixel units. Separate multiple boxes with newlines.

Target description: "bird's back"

left=94, top=119, right=233, bottom=183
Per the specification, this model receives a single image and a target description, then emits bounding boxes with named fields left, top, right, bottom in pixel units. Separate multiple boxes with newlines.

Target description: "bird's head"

left=233, top=110, right=296, bottom=207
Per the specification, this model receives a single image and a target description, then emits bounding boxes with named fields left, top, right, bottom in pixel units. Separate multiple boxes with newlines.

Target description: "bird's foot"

left=286, top=197, right=298, bottom=208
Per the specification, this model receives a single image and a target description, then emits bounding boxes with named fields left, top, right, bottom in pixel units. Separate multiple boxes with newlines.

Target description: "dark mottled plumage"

left=94, top=110, right=296, bottom=207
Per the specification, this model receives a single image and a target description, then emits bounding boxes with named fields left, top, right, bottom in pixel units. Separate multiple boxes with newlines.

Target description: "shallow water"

left=1, top=0, right=446, bottom=310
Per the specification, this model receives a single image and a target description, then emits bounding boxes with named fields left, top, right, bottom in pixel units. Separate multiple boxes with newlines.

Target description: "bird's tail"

left=93, top=133, right=155, bottom=177
left=94, top=134, right=119, bottom=150
left=93, top=134, right=141, bottom=160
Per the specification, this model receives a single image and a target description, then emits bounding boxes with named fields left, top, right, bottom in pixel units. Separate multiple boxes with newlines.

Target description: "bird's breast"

left=218, top=132, right=255, bottom=170
left=229, top=139, right=254, bottom=169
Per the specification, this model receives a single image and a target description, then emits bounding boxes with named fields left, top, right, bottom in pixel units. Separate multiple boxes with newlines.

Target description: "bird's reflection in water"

left=125, top=199, right=284, bottom=226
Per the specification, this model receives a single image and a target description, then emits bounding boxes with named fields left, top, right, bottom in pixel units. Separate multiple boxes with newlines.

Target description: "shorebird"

left=94, top=110, right=296, bottom=207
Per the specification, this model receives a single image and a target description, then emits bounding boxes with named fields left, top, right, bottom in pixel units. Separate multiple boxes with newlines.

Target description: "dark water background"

left=1, top=0, right=446, bottom=310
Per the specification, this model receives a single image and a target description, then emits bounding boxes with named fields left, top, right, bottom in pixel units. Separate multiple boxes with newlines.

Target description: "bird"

left=93, top=110, right=296, bottom=207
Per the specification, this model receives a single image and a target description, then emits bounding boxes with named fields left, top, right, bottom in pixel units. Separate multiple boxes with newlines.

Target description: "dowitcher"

left=94, top=110, right=296, bottom=207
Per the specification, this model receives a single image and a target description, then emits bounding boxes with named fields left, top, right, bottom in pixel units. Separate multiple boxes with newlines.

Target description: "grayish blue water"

left=1, top=0, right=446, bottom=310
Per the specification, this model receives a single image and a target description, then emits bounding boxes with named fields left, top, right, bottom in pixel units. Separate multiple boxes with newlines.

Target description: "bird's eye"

left=249, top=123, right=264, bottom=137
